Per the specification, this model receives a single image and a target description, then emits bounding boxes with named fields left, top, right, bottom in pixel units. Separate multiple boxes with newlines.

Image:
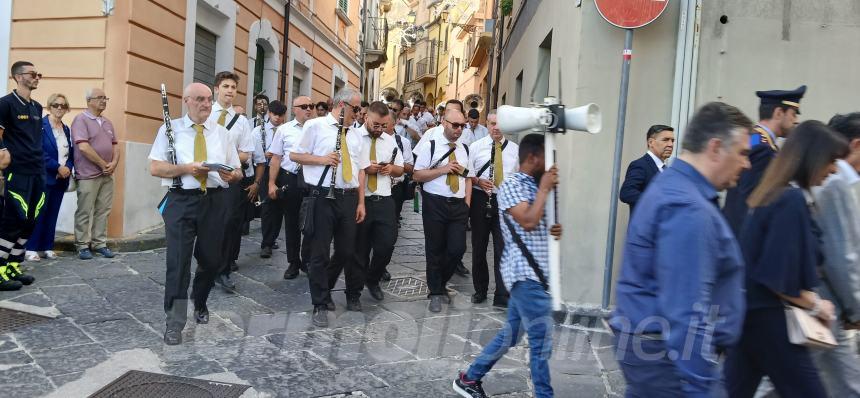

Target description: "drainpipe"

left=670, top=0, right=702, bottom=152
left=490, top=13, right=504, bottom=108
left=279, top=0, right=291, bottom=102
left=358, top=0, right=370, bottom=97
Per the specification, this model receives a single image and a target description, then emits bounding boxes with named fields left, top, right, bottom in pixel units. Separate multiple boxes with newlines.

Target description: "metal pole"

left=358, top=0, right=369, bottom=97
left=546, top=132, right=562, bottom=312
left=602, top=28, right=633, bottom=309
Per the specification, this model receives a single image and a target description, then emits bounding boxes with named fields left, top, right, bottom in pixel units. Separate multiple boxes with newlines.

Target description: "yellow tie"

left=193, top=124, right=207, bottom=192
left=368, top=137, right=377, bottom=192
left=340, top=130, right=353, bottom=183
left=217, top=109, right=227, bottom=126
left=446, top=143, right=458, bottom=193
left=493, top=141, right=504, bottom=187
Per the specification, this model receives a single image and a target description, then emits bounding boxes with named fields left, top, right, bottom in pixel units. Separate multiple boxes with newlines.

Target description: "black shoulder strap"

left=462, top=142, right=470, bottom=156
left=476, top=140, right=507, bottom=178
left=317, top=165, right=331, bottom=188
left=430, top=140, right=436, bottom=161
left=226, top=113, right=241, bottom=130
left=502, top=213, right=549, bottom=291
left=395, top=134, right=404, bottom=152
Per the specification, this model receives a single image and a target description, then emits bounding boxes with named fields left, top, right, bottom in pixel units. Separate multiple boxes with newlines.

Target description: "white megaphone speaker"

left=498, top=101, right=601, bottom=135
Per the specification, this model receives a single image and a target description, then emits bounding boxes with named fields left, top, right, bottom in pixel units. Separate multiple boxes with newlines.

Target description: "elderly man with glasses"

left=71, top=87, right=120, bottom=260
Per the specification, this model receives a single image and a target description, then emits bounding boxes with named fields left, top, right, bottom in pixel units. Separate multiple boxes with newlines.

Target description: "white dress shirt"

left=415, top=125, right=471, bottom=150
left=270, top=119, right=303, bottom=173
left=414, top=136, right=472, bottom=198
left=469, top=136, right=519, bottom=194
left=210, top=102, right=254, bottom=169
left=53, top=126, right=70, bottom=166
left=465, top=124, right=489, bottom=142
left=391, top=133, right=413, bottom=184
left=148, top=115, right=241, bottom=189
left=647, top=150, right=665, bottom=172
left=419, top=111, right=435, bottom=127
left=291, top=113, right=363, bottom=188
left=360, top=129, right=405, bottom=197
left=410, top=114, right=428, bottom=132
left=251, top=121, right=278, bottom=165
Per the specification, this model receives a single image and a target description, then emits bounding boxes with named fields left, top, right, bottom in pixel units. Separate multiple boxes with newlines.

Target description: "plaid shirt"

left=498, top=172, right=549, bottom=291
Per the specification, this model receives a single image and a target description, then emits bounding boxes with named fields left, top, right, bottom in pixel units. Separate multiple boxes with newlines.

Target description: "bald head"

left=183, top=83, right=214, bottom=124
left=292, top=95, right=313, bottom=124
left=442, top=108, right=466, bottom=142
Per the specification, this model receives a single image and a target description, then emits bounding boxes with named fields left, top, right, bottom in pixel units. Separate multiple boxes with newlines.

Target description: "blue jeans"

left=465, top=279, right=554, bottom=397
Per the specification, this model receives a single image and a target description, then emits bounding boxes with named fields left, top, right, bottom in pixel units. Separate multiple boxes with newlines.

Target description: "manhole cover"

left=382, top=277, right=456, bottom=299
left=0, top=308, right=50, bottom=333
left=89, top=370, right=250, bottom=398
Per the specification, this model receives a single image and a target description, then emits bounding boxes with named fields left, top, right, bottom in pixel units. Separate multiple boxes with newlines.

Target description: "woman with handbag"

left=25, top=93, right=73, bottom=261
left=724, top=120, right=847, bottom=397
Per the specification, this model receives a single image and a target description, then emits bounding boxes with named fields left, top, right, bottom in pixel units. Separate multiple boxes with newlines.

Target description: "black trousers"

left=306, top=190, right=360, bottom=305
left=261, top=171, right=304, bottom=268
left=221, top=181, right=248, bottom=276
left=422, top=191, right=468, bottom=296
left=358, top=196, right=397, bottom=286
left=724, top=307, right=828, bottom=398
left=469, top=190, right=508, bottom=298
left=392, top=181, right=406, bottom=221
left=161, top=188, right=228, bottom=330
left=0, top=172, right=45, bottom=265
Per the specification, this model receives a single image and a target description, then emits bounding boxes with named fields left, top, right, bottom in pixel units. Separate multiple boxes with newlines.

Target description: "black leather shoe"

left=283, top=265, right=300, bottom=280
left=300, top=263, right=308, bottom=273
left=7, top=263, right=34, bottom=285
left=326, top=301, right=336, bottom=311
left=428, top=295, right=444, bottom=313
left=0, top=279, right=22, bottom=291
left=230, top=261, right=239, bottom=272
left=454, top=264, right=470, bottom=277
left=381, top=271, right=392, bottom=281
left=346, top=297, right=362, bottom=312
left=217, top=274, right=236, bottom=290
left=471, top=293, right=487, bottom=304
left=368, top=285, right=385, bottom=301
left=194, top=307, right=209, bottom=324
left=164, top=329, right=182, bottom=345
left=273, top=242, right=280, bottom=249
left=493, top=296, right=509, bottom=308
left=260, top=247, right=272, bottom=258
left=312, top=306, right=329, bottom=327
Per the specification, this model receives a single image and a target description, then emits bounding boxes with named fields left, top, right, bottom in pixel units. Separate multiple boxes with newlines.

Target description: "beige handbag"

left=785, top=305, right=837, bottom=349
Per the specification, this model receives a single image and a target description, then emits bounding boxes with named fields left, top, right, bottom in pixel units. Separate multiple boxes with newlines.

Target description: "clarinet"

left=326, top=107, right=346, bottom=199
left=387, top=147, right=398, bottom=187
left=159, top=84, right=181, bottom=188
left=485, top=142, right=495, bottom=219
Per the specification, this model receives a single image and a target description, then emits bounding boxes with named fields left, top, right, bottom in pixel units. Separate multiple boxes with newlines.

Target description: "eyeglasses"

left=445, top=120, right=466, bottom=130
left=89, top=96, right=110, bottom=102
left=294, top=104, right=313, bottom=110
left=50, top=103, right=69, bottom=110
left=16, top=71, right=42, bottom=79
left=371, top=123, right=389, bottom=130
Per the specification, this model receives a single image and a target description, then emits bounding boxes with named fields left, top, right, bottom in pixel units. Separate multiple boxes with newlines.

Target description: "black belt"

left=169, top=187, right=224, bottom=195
left=366, top=195, right=390, bottom=202
left=309, top=187, right=358, bottom=197
left=423, top=191, right=465, bottom=203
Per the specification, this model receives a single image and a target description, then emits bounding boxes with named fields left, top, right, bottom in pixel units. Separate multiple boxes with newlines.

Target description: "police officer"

left=149, top=82, right=242, bottom=345
left=290, top=88, right=365, bottom=327
left=268, top=96, right=314, bottom=279
left=468, top=110, right=518, bottom=307
left=0, top=61, right=42, bottom=291
left=723, top=85, right=805, bottom=235
left=413, top=108, right=472, bottom=313
left=359, top=102, right=404, bottom=301
left=209, top=72, right=254, bottom=290
left=254, top=100, right=287, bottom=258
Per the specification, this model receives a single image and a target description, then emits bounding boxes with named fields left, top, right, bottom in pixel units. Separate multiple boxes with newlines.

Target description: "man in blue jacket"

left=619, top=125, right=674, bottom=212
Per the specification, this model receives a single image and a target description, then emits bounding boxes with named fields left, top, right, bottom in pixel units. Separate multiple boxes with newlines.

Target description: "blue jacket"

left=41, top=116, right=74, bottom=187
left=619, top=153, right=660, bottom=211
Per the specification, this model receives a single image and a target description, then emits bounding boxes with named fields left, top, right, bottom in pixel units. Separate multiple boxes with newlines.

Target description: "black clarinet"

left=159, top=84, right=181, bottom=188
left=485, top=142, right=495, bottom=219
left=386, top=147, right=398, bottom=187
left=326, top=107, right=347, bottom=199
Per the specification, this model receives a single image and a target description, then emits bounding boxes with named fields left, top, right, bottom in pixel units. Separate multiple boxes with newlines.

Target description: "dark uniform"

left=723, top=86, right=806, bottom=235
left=149, top=115, right=241, bottom=344
left=0, top=90, right=43, bottom=291
left=267, top=118, right=307, bottom=278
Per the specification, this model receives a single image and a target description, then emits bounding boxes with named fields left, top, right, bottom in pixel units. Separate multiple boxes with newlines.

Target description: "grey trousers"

left=812, top=324, right=860, bottom=397
left=74, top=175, right=114, bottom=250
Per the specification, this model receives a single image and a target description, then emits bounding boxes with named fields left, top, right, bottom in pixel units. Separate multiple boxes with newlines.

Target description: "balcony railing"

left=414, top=56, right=436, bottom=83
left=363, top=16, right=388, bottom=69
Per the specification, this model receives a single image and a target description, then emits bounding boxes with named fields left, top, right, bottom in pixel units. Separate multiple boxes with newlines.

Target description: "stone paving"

left=0, top=210, right=624, bottom=398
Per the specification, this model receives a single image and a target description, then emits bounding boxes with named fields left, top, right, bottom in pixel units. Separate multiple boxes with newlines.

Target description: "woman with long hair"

left=724, top=120, right=848, bottom=397
left=25, top=93, right=73, bottom=261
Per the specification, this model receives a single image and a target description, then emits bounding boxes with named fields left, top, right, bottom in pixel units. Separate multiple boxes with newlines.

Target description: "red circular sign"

left=595, top=0, right=670, bottom=29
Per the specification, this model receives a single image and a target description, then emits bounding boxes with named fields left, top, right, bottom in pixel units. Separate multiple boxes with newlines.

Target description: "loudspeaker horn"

left=565, top=103, right=601, bottom=134
left=497, top=103, right=602, bottom=134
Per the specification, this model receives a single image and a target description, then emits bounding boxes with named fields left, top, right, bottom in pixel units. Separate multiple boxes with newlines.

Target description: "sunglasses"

left=445, top=120, right=466, bottom=130
left=17, top=71, right=42, bottom=79
left=50, top=103, right=69, bottom=110
left=294, top=104, right=313, bottom=110
left=89, top=96, right=110, bottom=101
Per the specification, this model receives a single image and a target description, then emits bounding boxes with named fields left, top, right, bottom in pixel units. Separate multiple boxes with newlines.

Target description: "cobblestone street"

left=0, top=210, right=623, bottom=398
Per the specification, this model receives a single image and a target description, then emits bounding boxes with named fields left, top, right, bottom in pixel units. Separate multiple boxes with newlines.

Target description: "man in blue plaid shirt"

left=453, top=134, right=562, bottom=398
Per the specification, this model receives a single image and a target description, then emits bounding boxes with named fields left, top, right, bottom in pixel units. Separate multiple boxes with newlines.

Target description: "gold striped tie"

left=217, top=109, right=227, bottom=126
left=493, top=141, right=503, bottom=187
left=446, top=143, right=458, bottom=193
left=340, top=130, right=353, bottom=183
left=193, top=124, right=207, bottom=192
left=368, top=137, right=377, bottom=192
